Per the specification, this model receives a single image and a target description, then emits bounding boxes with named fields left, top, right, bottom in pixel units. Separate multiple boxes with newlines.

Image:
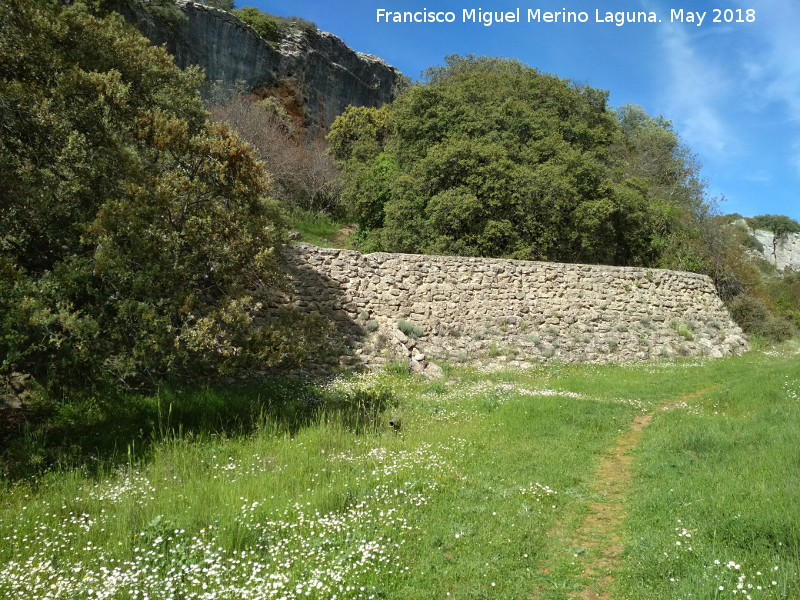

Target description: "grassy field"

left=288, top=209, right=356, bottom=249
left=1, top=345, right=799, bottom=599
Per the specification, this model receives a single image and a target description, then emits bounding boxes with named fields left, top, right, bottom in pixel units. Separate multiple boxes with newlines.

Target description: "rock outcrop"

left=123, top=1, right=403, bottom=136
left=750, top=228, right=800, bottom=271
left=730, top=218, right=800, bottom=271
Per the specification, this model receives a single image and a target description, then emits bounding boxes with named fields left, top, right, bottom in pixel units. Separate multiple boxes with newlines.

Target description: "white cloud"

left=735, top=0, right=800, bottom=121
left=745, top=169, right=772, bottom=184
left=657, top=22, right=733, bottom=156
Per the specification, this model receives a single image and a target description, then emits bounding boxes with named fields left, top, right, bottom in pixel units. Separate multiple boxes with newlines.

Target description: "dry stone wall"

left=277, top=244, right=748, bottom=372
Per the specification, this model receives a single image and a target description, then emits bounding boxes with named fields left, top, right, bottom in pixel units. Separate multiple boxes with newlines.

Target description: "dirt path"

left=568, top=410, right=652, bottom=600
left=536, top=388, right=715, bottom=600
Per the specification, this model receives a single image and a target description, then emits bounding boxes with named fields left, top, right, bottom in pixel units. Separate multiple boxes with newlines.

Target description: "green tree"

left=327, top=105, right=394, bottom=243
left=611, top=105, right=712, bottom=271
left=0, top=0, right=319, bottom=390
left=331, top=55, right=666, bottom=264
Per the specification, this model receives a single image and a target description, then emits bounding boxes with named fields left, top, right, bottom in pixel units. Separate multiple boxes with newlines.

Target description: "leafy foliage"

left=234, top=6, right=317, bottom=44
left=330, top=55, right=701, bottom=266
left=746, top=214, right=800, bottom=239
left=0, top=0, right=323, bottom=390
left=199, top=0, right=235, bottom=10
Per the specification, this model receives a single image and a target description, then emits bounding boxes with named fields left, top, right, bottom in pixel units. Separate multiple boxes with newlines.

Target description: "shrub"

left=397, top=319, right=423, bottom=339
left=727, top=294, right=770, bottom=335
left=760, top=318, right=796, bottom=342
left=234, top=6, right=280, bottom=40
left=366, top=319, right=379, bottom=333
left=0, top=0, right=321, bottom=390
left=526, top=333, right=541, bottom=345
left=234, top=7, right=317, bottom=42
left=670, top=321, right=694, bottom=341
left=208, top=92, right=342, bottom=214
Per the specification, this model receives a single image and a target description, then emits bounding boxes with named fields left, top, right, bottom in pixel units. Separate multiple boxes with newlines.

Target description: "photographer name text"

left=375, top=8, right=756, bottom=27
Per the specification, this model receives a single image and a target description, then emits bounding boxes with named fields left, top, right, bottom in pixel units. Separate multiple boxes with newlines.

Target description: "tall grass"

left=1, top=348, right=798, bottom=598
left=616, top=351, right=800, bottom=599
left=288, top=208, right=355, bottom=248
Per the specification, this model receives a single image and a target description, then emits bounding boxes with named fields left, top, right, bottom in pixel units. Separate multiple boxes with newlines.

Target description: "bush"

left=727, top=294, right=796, bottom=341
left=670, top=321, right=694, bottom=341
left=397, top=319, right=423, bottom=339
left=0, top=0, right=322, bottom=390
left=760, top=318, right=796, bottom=342
left=208, top=92, right=342, bottom=214
left=727, top=294, right=770, bottom=335
left=234, top=6, right=279, bottom=41
left=234, top=6, right=317, bottom=42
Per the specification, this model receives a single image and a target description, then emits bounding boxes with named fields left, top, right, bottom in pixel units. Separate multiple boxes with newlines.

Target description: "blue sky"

left=252, top=1, right=800, bottom=221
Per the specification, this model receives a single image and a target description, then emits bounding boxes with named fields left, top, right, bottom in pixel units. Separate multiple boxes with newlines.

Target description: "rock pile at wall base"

left=270, top=245, right=748, bottom=373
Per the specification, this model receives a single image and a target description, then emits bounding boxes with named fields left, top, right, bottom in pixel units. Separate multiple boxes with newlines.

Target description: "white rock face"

left=123, top=2, right=403, bottom=137
left=751, top=228, right=800, bottom=271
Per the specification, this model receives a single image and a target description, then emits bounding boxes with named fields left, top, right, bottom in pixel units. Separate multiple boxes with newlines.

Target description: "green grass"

left=1, top=347, right=799, bottom=599
left=288, top=208, right=355, bottom=248
left=616, top=351, right=800, bottom=599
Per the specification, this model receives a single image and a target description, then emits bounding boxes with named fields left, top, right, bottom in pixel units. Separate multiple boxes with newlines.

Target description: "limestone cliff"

left=123, top=1, right=403, bottom=136
left=731, top=218, right=800, bottom=271
left=750, top=228, right=800, bottom=271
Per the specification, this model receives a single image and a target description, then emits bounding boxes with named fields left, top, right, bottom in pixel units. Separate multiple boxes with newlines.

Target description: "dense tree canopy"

left=328, top=55, right=800, bottom=338
left=329, top=55, right=700, bottom=266
left=746, top=214, right=800, bottom=239
left=0, top=0, right=319, bottom=390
